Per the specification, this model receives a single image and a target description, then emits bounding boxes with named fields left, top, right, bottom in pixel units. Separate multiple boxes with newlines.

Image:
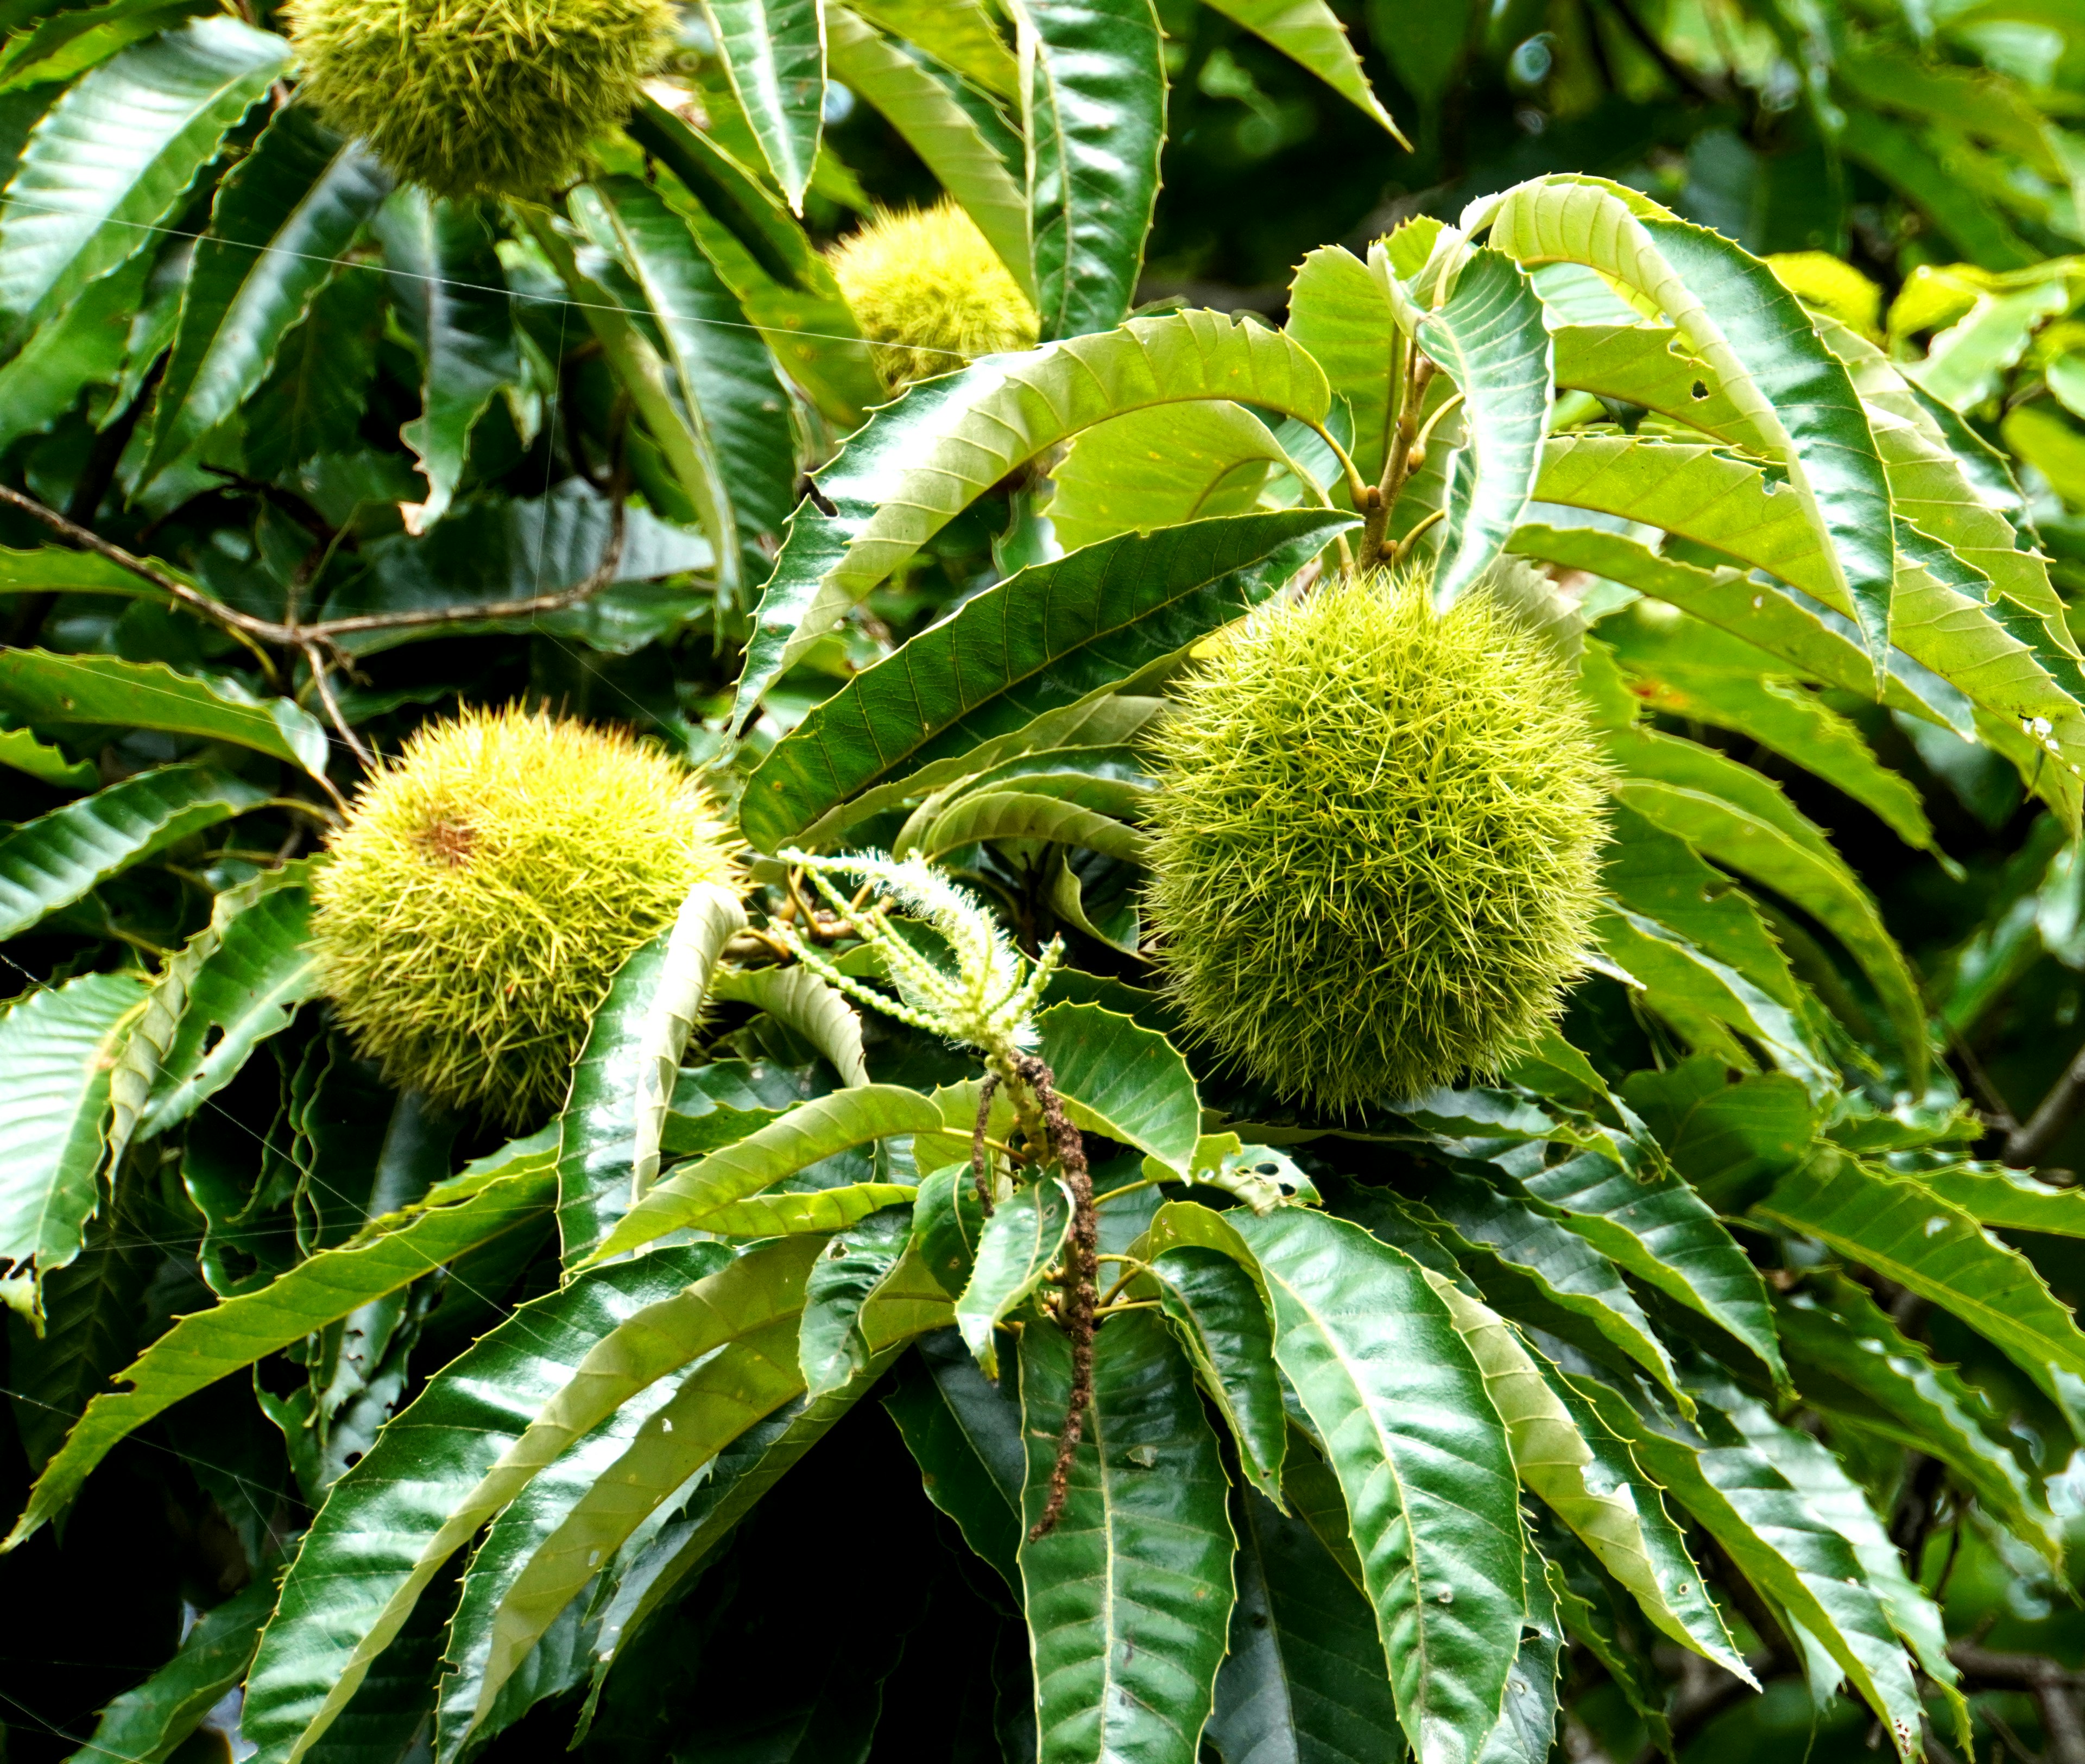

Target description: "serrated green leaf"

left=827, top=6, right=1031, bottom=297
left=710, top=962, right=869, bottom=1087
left=1235, top=1206, right=1522, bottom=1764
left=1776, top=1277, right=2059, bottom=1565
left=1208, top=1480, right=1404, bottom=1764
left=589, top=174, right=795, bottom=572
left=730, top=312, right=1343, bottom=732
left=1613, top=728, right=1928, bottom=1084
left=1483, top=179, right=1894, bottom=670
left=555, top=883, right=746, bottom=1268
left=1020, top=1308, right=1235, bottom=1764
left=1757, top=1155, right=2085, bottom=1395
left=1596, top=903, right=1830, bottom=1088
left=1148, top=1244, right=1285, bottom=1505
left=1704, top=1380, right=1964, bottom=1743
left=5, top=1146, right=554, bottom=1546
left=702, top=0, right=824, bottom=211
left=64, top=1575, right=275, bottom=1764
left=460, top=1250, right=949, bottom=1745
left=236, top=1241, right=733, bottom=1763
left=589, top=1083, right=942, bottom=1263
left=1200, top=0, right=1401, bottom=139
left=622, top=95, right=883, bottom=429
left=1920, top=1164, right=2085, bottom=1235
left=800, top=1202, right=914, bottom=1396
left=1404, top=1165, right=1688, bottom=1413
left=1035, top=1000, right=1200, bottom=1174
left=137, top=870, right=318, bottom=1139
left=0, top=16, right=286, bottom=337
left=0, top=244, right=149, bottom=453
left=885, top=1323, right=1025, bottom=1587
left=1620, top=1060, right=1816, bottom=1212
left=1047, top=401, right=1296, bottom=552
left=0, top=649, right=330, bottom=776
left=0, top=763, right=267, bottom=943
left=0, top=969, right=143, bottom=1324
left=744, top=509, right=1350, bottom=850
left=141, top=103, right=388, bottom=484
left=1412, top=248, right=1552, bottom=604
left=1010, top=0, right=1162, bottom=340
left=1286, top=243, right=1399, bottom=486
left=0, top=723, right=93, bottom=788
left=1500, top=1134, right=1787, bottom=1387
left=375, top=189, right=522, bottom=528
left=1566, top=1369, right=1922, bottom=1756
left=1423, top=1272, right=1749, bottom=1680
left=957, top=1175, right=1071, bottom=1378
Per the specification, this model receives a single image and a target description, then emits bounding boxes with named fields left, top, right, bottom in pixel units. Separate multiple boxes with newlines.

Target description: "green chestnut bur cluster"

left=1144, top=567, right=1610, bottom=1114
left=309, top=704, right=741, bottom=1127
left=288, top=0, right=672, bottom=198
left=827, top=200, right=1039, bottom=390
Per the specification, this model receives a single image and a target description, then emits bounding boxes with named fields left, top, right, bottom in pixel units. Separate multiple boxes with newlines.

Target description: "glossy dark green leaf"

left=1206, top=1483, right=1402, bottom=1764
left=137, top=872, right=318, bottom=1137
left=5, top=1143, right=557, bottom=1546
left=0, top=649, right=331, bottom=776
left=742, top=509, right=1353, bottom=849
left=555, top=884, right=745, bottom=1268
left=1404, top=1165, right=1686, bottom=1412
left=65, top=1576, right=276, bottom=1764
left=0, top=244, right=148, bottom=452
left=141, top=102, right=389, bottom=483
left=1621, top=1060, right=1816, bottom=1212
left=1235, top=1207, right=1523, bottom=1764
left=1149, top=1244, right=1285, bottom=1504
left=883, top=1330, right=1023, bottom=1589
left=375, top=189, right=521, bottom=527
left=587, top=173, right=796, bottom=584
left=0, top=16, right=286, bottom=338
left=1035, top=1000, right=1200, bottom=1174
left=0, top=968, right=143, bottom=1322
left=826, top=7, right=1031, bottom=296
left=1200, top=0, right=1401, bottom=137
left=1756, top=1155, right=2085, bottom=1394
left=728, top=315, right=1343, bottom=732
left=1568, top=1368, right=1922, bottom=1755
left=5, top=1205, right=152, bottom=1476
left=1412, top=248, right=1551, bottom=604
left=1778, top=1277, right=2059, bottom=1559
left=460, top=1252, right=949, bottom=1743
left=800, top=1202, right=914, bottom=1396
left=703, top=0, right=824, bottom=211
left=1020, top=1309, right=1236, bottom=1764
left=910, top=1160, right=991, bottom=1299
left=239, top=1241, right=748, bottom=1761
left=621, top=96, right=883, bottom=427
left=957, top=1175, right=1072, bottom=1378
left=590, top=1083, right=943, bottom=1264
left=1010, top=0, right=1163, bottom=339
left=1498, top=1134, right=1787, bottom=1386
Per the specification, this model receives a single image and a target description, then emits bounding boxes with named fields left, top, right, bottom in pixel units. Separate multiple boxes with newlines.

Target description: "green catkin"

left=826, top=200, right=1039, bottom=390
left=309, top=705, right=742, bottom=1127
left=287, top=0, right=673, bottom=199
left=1143, top=568, right=1611, bottom=1114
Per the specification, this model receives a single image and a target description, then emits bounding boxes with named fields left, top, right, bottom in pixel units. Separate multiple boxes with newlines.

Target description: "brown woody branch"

left=0, top=480, right=634, bottom=656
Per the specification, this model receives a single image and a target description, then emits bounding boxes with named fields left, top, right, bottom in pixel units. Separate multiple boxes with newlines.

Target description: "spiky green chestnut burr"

left=309, top=705, right=741, bottom=1127
left=1143, top=569, right=1610, bottom=1113
left=827, top=200, right=1039, bottom=390
left=287, top=0, right=673, bottom=199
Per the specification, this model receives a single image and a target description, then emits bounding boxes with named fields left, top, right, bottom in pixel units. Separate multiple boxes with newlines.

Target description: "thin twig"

left=1015, top=1051, right=1097, bottom=1543
left=2007, top=1039, right=2085, bottom=1166
left=0, top=479, right=637, bottom=650
left=302, top=643, right=374, bottom=774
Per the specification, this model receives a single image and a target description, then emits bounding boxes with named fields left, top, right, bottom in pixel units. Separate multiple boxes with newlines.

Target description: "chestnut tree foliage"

left=8, top=2, right=2085, bottom=1763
